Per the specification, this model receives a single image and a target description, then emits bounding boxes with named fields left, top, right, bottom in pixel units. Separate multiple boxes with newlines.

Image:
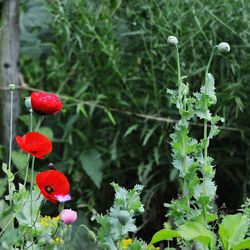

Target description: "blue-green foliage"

left=92, top=183, right=144, bottom=250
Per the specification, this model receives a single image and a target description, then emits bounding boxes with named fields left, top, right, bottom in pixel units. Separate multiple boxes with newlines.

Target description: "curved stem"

left=204, top=46, right=216, bottom=87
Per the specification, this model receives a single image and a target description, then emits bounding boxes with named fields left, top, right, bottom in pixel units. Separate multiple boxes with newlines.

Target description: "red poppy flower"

left=31, top=92, right=63, bottom=115
left=36, top=170, right=71, bottom=203
left=16, top=132, right=52, bottom=159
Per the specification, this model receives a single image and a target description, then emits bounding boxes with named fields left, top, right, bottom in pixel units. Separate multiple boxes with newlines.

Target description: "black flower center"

left=45, top=185, right=54, bottom=194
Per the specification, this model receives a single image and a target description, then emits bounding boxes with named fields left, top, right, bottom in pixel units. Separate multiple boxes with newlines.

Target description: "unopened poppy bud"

left=60, top=209, right=77, bottom=225
left=25, top=97, right=32, bottom=110
left=87, top=229, right=97, bottom=242
left=167, top=36, right=178, bottom=46
left=218, top=42, right=230, bottom=53
left=117, top=210, right=130, bottom=225
left=9, top=84, right=15, bottom=91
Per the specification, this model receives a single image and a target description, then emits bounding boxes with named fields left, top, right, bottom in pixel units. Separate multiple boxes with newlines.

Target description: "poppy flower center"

left=45, top=186, right=54, bottom=194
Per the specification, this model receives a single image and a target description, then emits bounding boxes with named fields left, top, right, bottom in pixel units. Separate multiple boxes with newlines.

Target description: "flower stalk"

left=8, top=84, right=15, bottom=204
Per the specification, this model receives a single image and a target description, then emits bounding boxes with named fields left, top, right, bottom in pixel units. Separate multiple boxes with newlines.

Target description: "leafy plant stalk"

left=201, top=46, right=216, bottom=225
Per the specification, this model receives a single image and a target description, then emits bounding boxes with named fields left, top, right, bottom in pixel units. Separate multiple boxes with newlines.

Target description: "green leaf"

left=218, top=213, right=249, bottom=250
left=79, top=149, right=103, bottom=188
left=143, top=125, right=158, bottom=146
left=11, top=151, right=35, bottom=183
left=18, top=115, right=37, bottom=129
left=232, top=238, right=250, bottom=250
left=123, top=124, right=138, bottom=138
left=104, top=108, right=116, bottom=125
left=150, top=229, right=181, bottom=244
left=2, top=163, right=15, bottom=196
left=37, top=127, right=54, bottom=141
left=14, top=185, right=43, bottom=226
left=0, top=200, right=14, bottom=231
left=177, top=222, right=216, bottom=249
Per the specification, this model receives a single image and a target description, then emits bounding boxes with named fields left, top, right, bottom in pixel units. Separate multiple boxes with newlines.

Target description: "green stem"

left=175, top=45, right=181, bottom=87
left=202, top=47, right=216, bottom=225
left=176, top=45, right=190, bottom=208
left=8, top=89, right=14, bottom=204
left=204, top=46, right=216, bottom=87
left=24, top=110, right=33, bottom=187
left=30, top=156, right=35, bottom=250
left=30, top=109, right=33, bottom=131
left=35, top=116, right=44, bottom=131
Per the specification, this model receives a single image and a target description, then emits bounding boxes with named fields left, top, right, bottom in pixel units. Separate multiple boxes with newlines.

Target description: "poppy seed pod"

left=167, top=36, right=178, bottom=46
left=218, top=42, right=230, bottom=53
left=60, top=209, right=77, bottom=225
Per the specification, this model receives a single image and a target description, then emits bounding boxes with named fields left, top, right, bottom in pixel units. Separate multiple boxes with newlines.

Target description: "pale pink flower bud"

left=60, top=209, right=77, bottom=225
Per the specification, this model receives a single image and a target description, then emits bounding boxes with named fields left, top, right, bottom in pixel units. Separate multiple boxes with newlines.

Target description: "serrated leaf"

left=194, top=179, right=216, bottom=201
left=2, top=163, right=15, bottom=196
left=79, top=149, right=103, bottom=188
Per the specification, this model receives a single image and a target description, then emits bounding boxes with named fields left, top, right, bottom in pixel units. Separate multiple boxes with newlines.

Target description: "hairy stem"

left=202, top=46, right=216, bottom=225
left=175, top=45, right=190, bottom=207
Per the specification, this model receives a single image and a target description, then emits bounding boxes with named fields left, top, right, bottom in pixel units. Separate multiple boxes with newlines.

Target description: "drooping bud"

left=87, top=229, right=97, bottom=242
left=167, top=36, right=178, bottom=46
left=218, top=42, right=230, bottom=53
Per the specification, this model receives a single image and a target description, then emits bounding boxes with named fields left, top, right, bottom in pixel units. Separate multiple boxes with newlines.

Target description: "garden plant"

left=0, top=32, right=249, bottom=250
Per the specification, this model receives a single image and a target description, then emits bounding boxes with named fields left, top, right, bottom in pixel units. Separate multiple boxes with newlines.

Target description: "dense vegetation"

left=1, top=0, right=250, bottom=242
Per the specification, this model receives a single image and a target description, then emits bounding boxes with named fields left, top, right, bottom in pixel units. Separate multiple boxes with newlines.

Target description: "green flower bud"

left=167, top=36, right=178, bottom=46
left=87, top=229, right=97, bottom=242
left=218, top=42, right=230, bottom=53
left=9, top=84, right=15, bottom=91
left=25, top=97, right=32, bottom=110
left=117, top=210, right=130, bottom=225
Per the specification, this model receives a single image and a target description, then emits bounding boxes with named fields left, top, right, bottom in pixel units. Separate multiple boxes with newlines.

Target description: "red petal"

left=31, top=92, right=63, bottom=115
left=36, top=170, right=70, bottom=203
left=16, top=132, right=52, bottom=159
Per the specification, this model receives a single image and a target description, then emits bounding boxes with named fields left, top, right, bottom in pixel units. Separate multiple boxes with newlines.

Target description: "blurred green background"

left=2, top=0, right=250, bottom=240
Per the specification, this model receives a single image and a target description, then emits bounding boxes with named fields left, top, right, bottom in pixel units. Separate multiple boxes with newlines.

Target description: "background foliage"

left=2, top=0, right=250, bottom=241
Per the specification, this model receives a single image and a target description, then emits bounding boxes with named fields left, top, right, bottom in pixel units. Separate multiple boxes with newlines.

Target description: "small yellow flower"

left=118, top=238, right=160, bottom=250
left=51, top=237, right=64, bottom=245
left=52, top=216, right=60, bottom=222
left=121, top=238, right=133, bottom=249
